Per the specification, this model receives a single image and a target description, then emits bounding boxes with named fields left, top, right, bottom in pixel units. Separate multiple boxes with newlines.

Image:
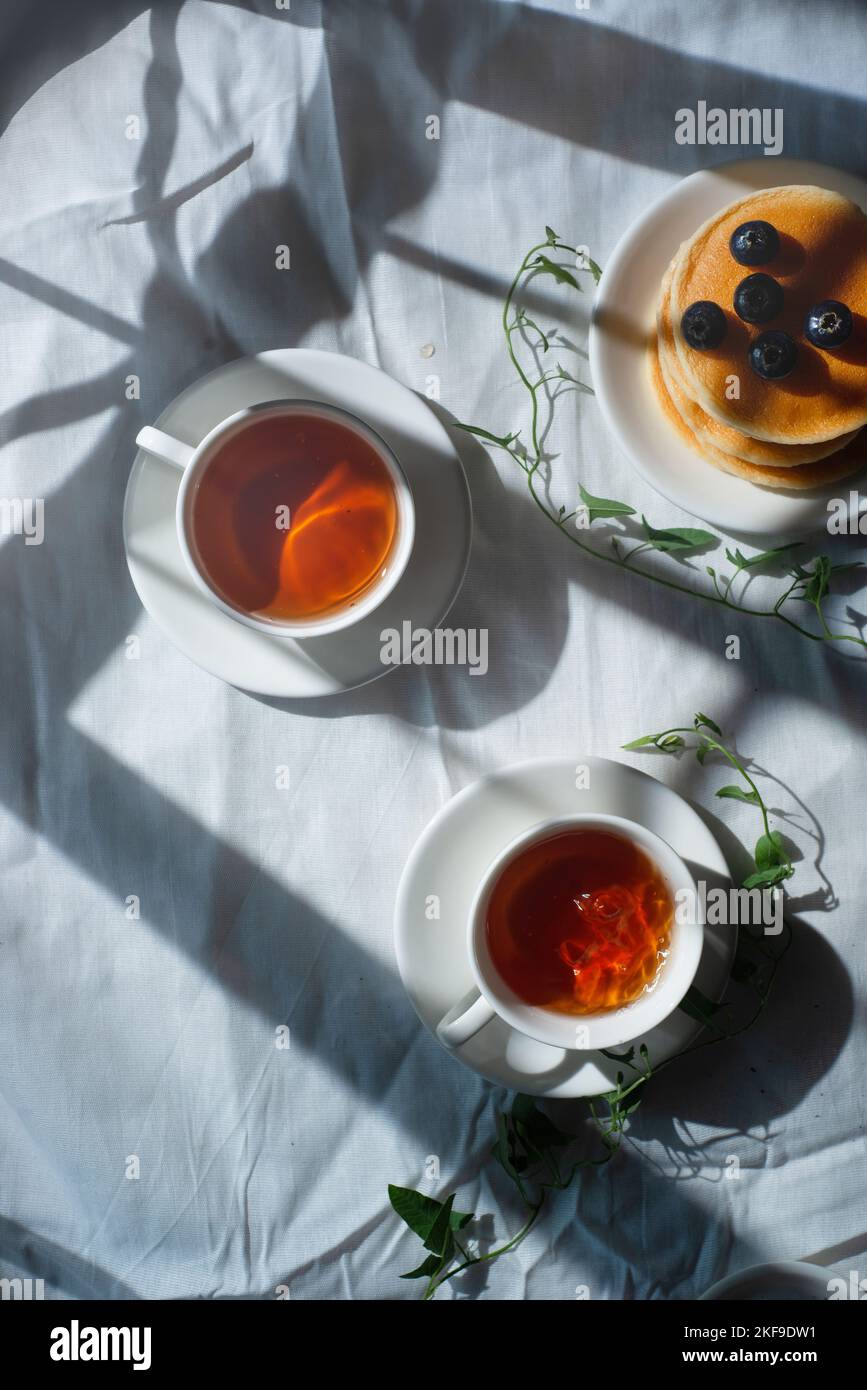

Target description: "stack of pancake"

left=651, top=185, right=867, bottom=489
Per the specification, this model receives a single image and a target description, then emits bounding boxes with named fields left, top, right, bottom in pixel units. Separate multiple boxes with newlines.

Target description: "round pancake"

left=650, top=335, right=865, bottom=489
left=670, top=185, right=867, bottom=444
left=657, top=260, right=857, bottom=466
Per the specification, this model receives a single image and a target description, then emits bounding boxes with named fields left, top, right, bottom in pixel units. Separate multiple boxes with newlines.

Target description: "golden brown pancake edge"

left=657, top=260, right=858, bottom=466
left=650, top=334, right=865, bottom=489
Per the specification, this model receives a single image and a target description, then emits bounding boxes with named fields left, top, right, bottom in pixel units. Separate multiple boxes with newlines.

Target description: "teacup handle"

left=436, top=988, right=496, bottom=1049
left=136, top=426, right=195, bottom=472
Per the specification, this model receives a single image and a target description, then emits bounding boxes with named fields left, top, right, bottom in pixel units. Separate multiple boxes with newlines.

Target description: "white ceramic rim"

left=175, top=397, right=415, bottom=638
left=467, top=812, right=704, bottom=1051
left=700, top=1260, right=834, bottom=1301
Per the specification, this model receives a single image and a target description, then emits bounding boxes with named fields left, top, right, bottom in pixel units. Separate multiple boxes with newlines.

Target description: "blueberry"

left=681, top=300, right=727, bottom=350
left=804, top=299, right=853, bottom=349
left=733, top=273, right=784, bottom=325
left=748, top=330, right=797, bottom=380
left=730, top=220, right=780, bottom=266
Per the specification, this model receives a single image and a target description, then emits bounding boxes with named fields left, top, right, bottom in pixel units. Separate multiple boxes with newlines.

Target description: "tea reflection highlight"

left=189, top=412, right=398, bottom=622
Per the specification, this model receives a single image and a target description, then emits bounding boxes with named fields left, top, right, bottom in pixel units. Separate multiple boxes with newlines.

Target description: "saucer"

left=123, top=349, right=472, bottom=697
left=394, top=756, right=735, bottom=1098
left=700, top=1261, right=833, bottom=1301
left=589, top=157, right=867, bottom=540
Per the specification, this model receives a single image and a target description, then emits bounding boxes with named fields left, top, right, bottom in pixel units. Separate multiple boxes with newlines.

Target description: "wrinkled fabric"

left=0, top=0, right=865, bottom=1301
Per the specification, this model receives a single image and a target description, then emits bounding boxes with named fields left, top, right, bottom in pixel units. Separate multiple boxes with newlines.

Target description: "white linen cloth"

left=0, top=0, right=865, bottom=1300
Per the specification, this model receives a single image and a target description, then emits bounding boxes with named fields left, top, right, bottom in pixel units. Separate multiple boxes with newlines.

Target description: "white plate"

left=123, top=349, right=472, bottom=697
left=394, top=757, right=736, bottom=1098
left=701, top=1260, right=833, bottom=1301
left=589, top=157, right=867, bottom=540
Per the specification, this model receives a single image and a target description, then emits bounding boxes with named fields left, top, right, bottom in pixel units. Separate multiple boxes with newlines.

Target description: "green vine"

left=457, top=228, right=866, bottom=654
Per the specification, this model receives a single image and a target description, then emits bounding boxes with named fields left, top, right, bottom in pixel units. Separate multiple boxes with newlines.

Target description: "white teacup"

left=436, top=813, right=704, bottom=1052
left=135, top=398, right=415, bottom=639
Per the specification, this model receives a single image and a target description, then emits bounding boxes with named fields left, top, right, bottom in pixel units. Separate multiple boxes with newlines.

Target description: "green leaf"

left=400, top=1253, right=443, bottom=1280
left=641, top=516, right=718, bottom=552
left=578, top=484, right=636, bottom=523
left=658, top=733, right=685, bottom=751
left=455, top=422, right=519, bottom=449
left=622, top=731, right=684, bottom=752
left=743, top=864, right=792, bottom=890
left=804, top=555, right=831, bottom=607
left=725, top=543, right=800, bottom=571
left=511, top=1094, right=574, bottom=1149
left=533, top=253, right=580, bottom=291
left=696, top=743, right=708, bottom=764
left=492, top=1112, right=520, bottom=1181
left=755, top=830, right=785, bottom=871
left=424, top=1194, right=456, bottom=1254
left=388, top=1185, right=473, bottom=1243
left=694, top=712, right=722, bottom=735
left=544, top=225, right=558, bottom=245
left=716, top=785, right=761, bottom=805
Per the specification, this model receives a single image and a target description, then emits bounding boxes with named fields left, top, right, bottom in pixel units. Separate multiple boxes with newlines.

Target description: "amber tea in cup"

left=188, top=410, right=400, bottom=624
left=485, top=827, right=674, bottom=1016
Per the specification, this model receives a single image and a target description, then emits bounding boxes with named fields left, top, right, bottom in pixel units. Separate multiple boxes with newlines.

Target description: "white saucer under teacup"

left=394, top=756, right=736, bottom=1098
left=124, top=349, right=472, bottom=697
